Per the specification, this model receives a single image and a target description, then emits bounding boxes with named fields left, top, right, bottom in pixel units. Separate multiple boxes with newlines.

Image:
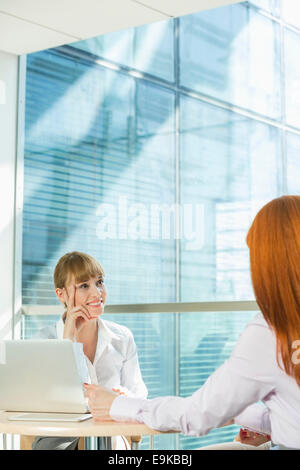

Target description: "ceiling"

left=0, top=0, right=244, bottom=55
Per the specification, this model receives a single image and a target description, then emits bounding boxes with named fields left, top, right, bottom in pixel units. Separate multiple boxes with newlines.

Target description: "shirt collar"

left=56, top=316, right=119, bottom=345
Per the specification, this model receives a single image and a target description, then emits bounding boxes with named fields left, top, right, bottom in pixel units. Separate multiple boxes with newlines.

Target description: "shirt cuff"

left=110, top=395, right=147, bottom=422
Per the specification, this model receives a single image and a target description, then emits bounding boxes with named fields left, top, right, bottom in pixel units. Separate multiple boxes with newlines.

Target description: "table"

left=0, top=411, right=171, bottom=450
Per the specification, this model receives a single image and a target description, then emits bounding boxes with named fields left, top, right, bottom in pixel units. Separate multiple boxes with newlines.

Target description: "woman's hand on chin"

left=63, top=285, right=91, bottom=340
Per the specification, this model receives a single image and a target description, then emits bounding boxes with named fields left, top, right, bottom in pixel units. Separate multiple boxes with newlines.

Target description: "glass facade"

left=75, top=20, right=175, bottom=82
left=180, top=95, right=282, bottom=302
left=286, top=132, right=300, bottom=194
left=284, top=28, right=300, bottom=129
left=281, top=0, right=300, bottom=28
left=23, top=52, right=176, bottom=306
left=179, top=3, right=281, bottom=119
left=22, top=0, right=300, bottom=449
left=249, top=0, right=280, bottom=16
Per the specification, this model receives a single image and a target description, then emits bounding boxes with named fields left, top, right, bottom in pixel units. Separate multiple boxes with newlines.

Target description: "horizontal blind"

left=23, top=49, right=176, bottom=306
left=179, top=311, right=255, bottom=449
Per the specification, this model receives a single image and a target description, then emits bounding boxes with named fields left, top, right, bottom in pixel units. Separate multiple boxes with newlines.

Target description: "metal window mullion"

left=13, top=54, right=26, bottom=340
left=279, top=1, right=288, bottom=195
left=56, top=43, right=300, bottom=138
left=246, top=0, right=300, bottom=35
left=22, top=301, right=259, bottom=316
left=174, top=16, right=181, bottom=451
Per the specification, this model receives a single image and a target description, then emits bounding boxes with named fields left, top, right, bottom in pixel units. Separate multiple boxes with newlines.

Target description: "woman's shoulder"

left=101, top=319, right=133, bottom=339
left=236, top=312, right=275, bottom=348
left=233, top=311, right=276, bottom=363
left=246, top=312, right=274, bottom=336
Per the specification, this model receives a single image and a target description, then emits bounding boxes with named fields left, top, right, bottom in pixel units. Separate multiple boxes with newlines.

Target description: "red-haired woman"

left=85, top=196, right=300, bottom=450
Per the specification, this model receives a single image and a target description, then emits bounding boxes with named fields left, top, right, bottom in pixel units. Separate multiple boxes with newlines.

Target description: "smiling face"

left=71, top=275, right=107, bottom=317
left=54, top=252, right=107, bottom=318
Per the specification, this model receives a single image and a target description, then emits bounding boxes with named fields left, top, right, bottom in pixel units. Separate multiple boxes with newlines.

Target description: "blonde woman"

left=33, top=251, right=147, bottom=450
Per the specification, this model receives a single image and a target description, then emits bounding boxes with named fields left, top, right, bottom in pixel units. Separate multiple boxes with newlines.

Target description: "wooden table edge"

left=0, top=412, right=176, bottom=437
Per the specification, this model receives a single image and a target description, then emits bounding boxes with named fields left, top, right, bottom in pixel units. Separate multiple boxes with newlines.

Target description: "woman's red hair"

left=247, top=196, right=300, bottom=385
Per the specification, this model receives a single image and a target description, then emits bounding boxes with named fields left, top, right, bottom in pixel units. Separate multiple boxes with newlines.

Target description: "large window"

left=179, top=3, right=281, bottom=119
left=180, top=95, right=282, bottom=302
left=21, top=0, right=300, bottom=449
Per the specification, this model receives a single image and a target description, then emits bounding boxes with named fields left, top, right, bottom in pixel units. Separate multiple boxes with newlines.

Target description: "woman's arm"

left=234, top=402, right=271, bottom=435
left=110, top=357, right=274, bottom=435
left=86, top=319, right=276, bottom=436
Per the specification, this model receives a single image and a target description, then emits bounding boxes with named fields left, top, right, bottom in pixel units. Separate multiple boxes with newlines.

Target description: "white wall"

left=0, top=51, right=18, bottom=340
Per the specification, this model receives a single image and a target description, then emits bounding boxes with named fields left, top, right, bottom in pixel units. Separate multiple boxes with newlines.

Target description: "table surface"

left=0, top=411, right=171, bottom=437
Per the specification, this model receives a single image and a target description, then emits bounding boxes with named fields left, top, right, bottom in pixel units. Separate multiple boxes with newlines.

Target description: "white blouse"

left=110, top=313, right=300, bottom=449
left=40, top=317, right=148, bottom=399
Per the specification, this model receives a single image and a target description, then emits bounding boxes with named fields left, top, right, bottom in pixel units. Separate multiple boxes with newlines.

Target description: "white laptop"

left=0, top=339, right=92, bottom=422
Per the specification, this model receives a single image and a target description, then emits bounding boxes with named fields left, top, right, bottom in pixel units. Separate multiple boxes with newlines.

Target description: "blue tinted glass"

left=179, top=311, right=255, bottom=448
left=282, top=0, right=300, bottom=28
left=249, top=0, right=280, bottom=15
left=104, top=312, right=177, bottom=449
left=286, top=132, right=300, bottom=194
left=284, top=28, right=300, bottom=129
left=73, top=19, right=174, bottom=82
left=180, top=95, right=282, bottom=301
left=23, top=50, right=176, bottom=306
left=179, top=3, right=281, bottom=119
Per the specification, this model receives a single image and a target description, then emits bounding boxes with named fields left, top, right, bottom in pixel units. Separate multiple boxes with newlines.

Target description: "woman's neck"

left=76, top=319, right=99, bottom=364
left=76, top=318, right=98, bottom=345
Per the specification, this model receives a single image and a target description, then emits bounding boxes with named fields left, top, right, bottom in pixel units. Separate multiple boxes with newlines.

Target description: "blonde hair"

left=54, top=251, right=105, bottom=289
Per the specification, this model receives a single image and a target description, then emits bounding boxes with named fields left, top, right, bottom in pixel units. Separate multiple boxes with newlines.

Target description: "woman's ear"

left=55, top=288, right=65, bottom=304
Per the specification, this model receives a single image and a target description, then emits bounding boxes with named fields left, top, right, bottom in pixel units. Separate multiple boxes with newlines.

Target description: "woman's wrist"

left=63, top=320, right=76, bottom=340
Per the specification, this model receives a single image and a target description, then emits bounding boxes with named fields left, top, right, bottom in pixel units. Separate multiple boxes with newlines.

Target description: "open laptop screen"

left=0, top=339, right=89, bottom=413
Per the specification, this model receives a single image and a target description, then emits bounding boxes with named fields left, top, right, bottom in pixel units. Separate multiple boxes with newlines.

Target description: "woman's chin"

left=88, top=306, right=104, bottom=318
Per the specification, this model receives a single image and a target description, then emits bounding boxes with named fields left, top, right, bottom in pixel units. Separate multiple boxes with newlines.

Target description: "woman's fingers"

left=69, top=284, right=75, bottom=309
left=73, top=306, right=91, bottom=322
left=84, top=384, right=104, bottom=396
left=78, top=304, right=91, bottom=320
left=63, top=284, right=76, bottom=309
left=237, top=428, right=270, bottom=446
left=84, top=384, right=118, bottom=416
left=63, top=286, right=93, bottom=321
left=92, top=414, right=113, bottom=422
left=112, top=388, right=126, bottom=396
left=62, top=287, right=69, bottom=306
left=84, top=383, right=99, bottom=389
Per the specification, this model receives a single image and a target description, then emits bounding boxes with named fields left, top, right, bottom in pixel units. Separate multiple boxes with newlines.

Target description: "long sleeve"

left=234, top=403, right=271, bottom=435
left=110, top=315, right=277, bottom=436
left=120, top=330, right=148, bottom=399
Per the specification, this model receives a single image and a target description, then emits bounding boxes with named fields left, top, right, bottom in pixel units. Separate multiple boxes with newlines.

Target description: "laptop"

left=0, top=339, right=92, bottom=422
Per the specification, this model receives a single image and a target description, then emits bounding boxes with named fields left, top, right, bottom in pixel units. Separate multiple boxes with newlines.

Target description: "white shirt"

left=39, top=317, right=148, bottom=399
left=110, top=313, right=300, bottom=449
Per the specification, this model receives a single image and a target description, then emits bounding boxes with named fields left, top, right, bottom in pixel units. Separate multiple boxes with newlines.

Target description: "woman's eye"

left=80, top=283, right=88, bottom=289
left=97, top=280, right=104, bottom=286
